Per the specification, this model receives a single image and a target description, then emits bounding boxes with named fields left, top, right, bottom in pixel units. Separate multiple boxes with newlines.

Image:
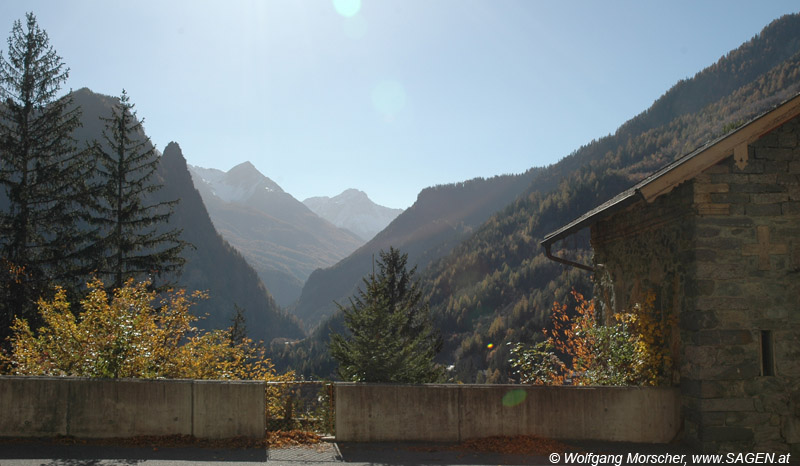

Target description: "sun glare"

left=333, top=0, right=361, bottom=18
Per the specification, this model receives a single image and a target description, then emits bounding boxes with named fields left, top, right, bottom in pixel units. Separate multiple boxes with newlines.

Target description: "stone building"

left=541, top=94, right=800, bottom=454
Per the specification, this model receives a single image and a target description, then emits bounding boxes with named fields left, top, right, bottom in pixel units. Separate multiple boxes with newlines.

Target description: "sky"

left=0, top=1, right=798, bottom=209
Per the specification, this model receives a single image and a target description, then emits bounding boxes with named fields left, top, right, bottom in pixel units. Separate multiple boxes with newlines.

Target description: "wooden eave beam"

left=638, top=94, right=800, bottom=203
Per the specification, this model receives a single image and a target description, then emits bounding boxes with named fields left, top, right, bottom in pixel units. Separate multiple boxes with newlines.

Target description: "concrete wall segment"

left=0, top=376, right=264, bottom=439
left=192, top=379, right=265, bottom=439
left=335, top=383, right=681, bottom=443
left=0, top=376, right=68, bottom=437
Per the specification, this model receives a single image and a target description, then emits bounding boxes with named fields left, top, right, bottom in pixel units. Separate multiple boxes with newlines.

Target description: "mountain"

left=303, top=189, right=403, bottom=241
left=275, top=13, right=800, bottom=380
left=188, top=163, right=365, bottom=307
left=69, top=88, right=304, bottom=343
left=191, top=162, right=283, bottom=203
left=290, top=170, right=539, bottom=330
left=419, top=13, right=800, bottom=383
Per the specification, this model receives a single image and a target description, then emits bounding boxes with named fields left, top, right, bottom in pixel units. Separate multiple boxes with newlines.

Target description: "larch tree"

left=0, top=13, right=93, bottom=339
left=92, top=89, right=187, bottom=290
left=329, top=247, right=442, bottom=383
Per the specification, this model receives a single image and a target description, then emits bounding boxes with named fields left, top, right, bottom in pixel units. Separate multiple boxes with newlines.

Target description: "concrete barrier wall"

left=0, top=376, right=265, bottom=439
left=335, top=383, right=681, bottom=443
left=193, top=379, right=266, bottom=439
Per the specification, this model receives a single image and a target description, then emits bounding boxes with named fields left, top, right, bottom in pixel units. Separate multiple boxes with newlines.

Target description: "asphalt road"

left=0, top=440, right=550, bottom=466
left=9, top=438, right=784, bottom=466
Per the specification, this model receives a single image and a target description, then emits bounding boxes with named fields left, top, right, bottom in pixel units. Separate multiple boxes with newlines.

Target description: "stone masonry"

left=590, top=115, right=800, bottom=454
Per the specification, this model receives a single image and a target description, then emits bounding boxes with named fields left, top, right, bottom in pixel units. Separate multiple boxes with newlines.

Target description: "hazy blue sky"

left=1, top=1, right=798, bottom=208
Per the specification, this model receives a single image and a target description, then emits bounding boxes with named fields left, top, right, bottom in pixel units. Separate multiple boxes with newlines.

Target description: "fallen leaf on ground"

left=456, top=435, right=576, bottom=456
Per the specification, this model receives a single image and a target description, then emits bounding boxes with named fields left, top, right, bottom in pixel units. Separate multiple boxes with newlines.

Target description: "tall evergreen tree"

left=0, top=13, right=92, bottom=339
left=92, top=90, right=187, bottom=290
left=329, top=247, right=442, bottom=383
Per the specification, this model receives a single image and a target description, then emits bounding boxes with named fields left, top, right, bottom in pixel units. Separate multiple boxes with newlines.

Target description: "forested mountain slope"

left=188, top=163, right=364, bottom=307
left=155, top=143, right=304, bottom=342
left=274, top=13, right=800, bottom=381
left=290, top=169, right=539, bottom=330
left=421, top=13, right=800, bottom=383
left=70, top=89, right=304, bottom=343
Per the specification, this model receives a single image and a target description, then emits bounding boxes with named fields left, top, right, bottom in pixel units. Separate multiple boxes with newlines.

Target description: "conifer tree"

left=0, top=13, right=92, bottom=338
left=329, top=247, right=442, bottom=383
left=92, top=90, right=187, bottom=290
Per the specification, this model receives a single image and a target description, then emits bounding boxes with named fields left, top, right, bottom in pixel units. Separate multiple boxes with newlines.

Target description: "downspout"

left=543, top=241, right=594, bottom=273
left=540, top=189, right=645, bottom=273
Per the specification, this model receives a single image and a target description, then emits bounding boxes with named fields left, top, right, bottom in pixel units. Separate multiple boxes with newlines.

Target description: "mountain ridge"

left=68, top=88, right=304, bottom=343
left=290, top=169, right=540, bottom=330
left=188, top=162, right=365, bottom=307
left=191, top=162, right=284, bottom=203
left=419, top=12, right=800, bottom=383
left=274, top=12, right=800, bottom=380
left=303, top=189, right=403, bottom=241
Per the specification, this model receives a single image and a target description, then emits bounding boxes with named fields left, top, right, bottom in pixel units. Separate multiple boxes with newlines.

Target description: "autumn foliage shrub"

left=509, top=291, right=673, bottom=386
left=1, top=278, right=294, bottom=418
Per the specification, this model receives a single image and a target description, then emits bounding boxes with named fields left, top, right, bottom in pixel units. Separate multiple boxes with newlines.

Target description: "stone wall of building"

left=590, top=115, right=800, bottom=455
left=591, top=183, right=695, bottom=322
left=590, top=180, right=695, bottom=385
left=684, top=116, right=800, bottom=455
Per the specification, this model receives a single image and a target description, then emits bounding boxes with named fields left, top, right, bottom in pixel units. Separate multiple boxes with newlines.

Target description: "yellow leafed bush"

left=2, top=278, right=294, bottom=418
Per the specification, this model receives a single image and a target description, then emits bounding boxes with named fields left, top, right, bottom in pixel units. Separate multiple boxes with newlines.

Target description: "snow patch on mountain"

left=189, top=162, right=282, bottom=203
left=303, top=189, right=403, bottom=241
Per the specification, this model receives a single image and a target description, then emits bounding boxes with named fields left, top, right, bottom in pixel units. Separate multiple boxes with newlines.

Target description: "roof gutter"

left=539, top=189, right=645, bottom=273
left=543, top=242, right=594, bottom=272
left=539, top=92, right=800, bottom=273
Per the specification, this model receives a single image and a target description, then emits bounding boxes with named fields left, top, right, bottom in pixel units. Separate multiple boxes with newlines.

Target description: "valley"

left=1, top=7, right=799, bottom=386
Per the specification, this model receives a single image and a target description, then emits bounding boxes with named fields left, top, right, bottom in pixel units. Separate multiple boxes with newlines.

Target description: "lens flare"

left=333, top=0, right=361, bottom=18
left=486, top=343, right=494, bottom=349
left=502, top=389, right=527, bottom=407
left=371, top=80, right=407, bottom=119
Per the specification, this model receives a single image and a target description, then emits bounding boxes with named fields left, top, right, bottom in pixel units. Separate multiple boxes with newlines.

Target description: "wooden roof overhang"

left=540, top=92, right=800, bottom=270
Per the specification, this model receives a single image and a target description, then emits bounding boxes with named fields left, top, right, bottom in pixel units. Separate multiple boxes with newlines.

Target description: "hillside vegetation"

left=422, top=14, right=800, bottom=382
left=275, top=14, right=800, bottom=381
left=70, top=89, right=305, bottom=343
left=291, top=169, right=539, bottom=329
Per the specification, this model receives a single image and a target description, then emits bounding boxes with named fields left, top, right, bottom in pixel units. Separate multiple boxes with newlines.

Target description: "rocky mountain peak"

left=303, top=189, right=403, bottom=241
left=190, top=161, right=283, bottom=203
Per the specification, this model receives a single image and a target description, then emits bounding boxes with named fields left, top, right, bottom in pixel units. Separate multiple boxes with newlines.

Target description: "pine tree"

left=229, top=304, right=248, bottom=347
left=329, top=247, right=442, bottom=383
left=92, top=89, right=187, bottom=290
left=0, top=13, right=92, bottom=338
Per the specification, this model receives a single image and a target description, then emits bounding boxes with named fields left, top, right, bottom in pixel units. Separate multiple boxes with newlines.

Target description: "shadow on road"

left=0, top=441, right=268, bottom=464
left=336, top=441, right=548, bottom=465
